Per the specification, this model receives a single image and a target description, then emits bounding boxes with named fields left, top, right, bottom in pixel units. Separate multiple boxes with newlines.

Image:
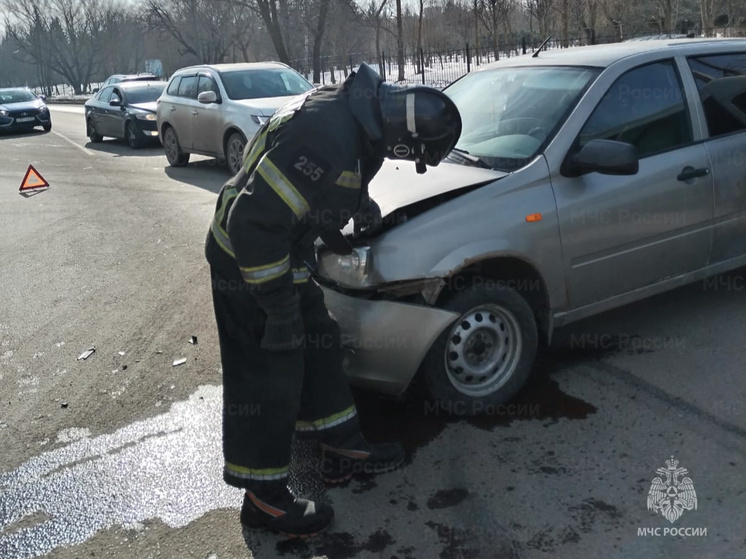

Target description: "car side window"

left=98, top=87, right=114, bottom=102
left=177, top=76, right=198, bottom=99
left=167, top=77, right=181, bottom=96
left=578, top=60, right=693, bottom=158
left=687, top=53, right=746, bottom=138
left=197, top=75, right=219, bottom=96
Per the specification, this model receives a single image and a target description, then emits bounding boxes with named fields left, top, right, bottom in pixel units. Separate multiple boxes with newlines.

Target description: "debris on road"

left=77, top=347, right=95, bottom=360
left=60, top=402, right=68, bottom=409
left=172, top=358, right=187, bottom=367
left=118, top=351, right=126, bottom=356
left=189, top=336, right=198, bottom=345
left=122, top=364, right=128, bottom=370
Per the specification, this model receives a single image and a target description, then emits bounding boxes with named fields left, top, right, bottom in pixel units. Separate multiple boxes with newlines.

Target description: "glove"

left=353, top=197, right=383, bottom=238
left=260, top=292, right=305, bottom=352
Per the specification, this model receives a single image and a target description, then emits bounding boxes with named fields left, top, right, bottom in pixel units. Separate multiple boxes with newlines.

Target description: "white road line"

left=52, top=130, right=95, bottom=157
left=48, top=105, right=86, bottom=114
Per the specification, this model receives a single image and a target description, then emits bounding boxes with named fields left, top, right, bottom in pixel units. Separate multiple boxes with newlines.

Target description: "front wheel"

left=163, top=126, right=189, bottom=167
left=225, top=131, right=246, bottom=176
left=126, top=122, right=143, bottom=149
left=43, top=122, right=52, bottom=132
left=420, top=283, right=538, bottom=415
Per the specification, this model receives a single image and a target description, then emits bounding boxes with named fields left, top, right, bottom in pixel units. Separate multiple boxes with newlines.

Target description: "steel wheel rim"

left=164, top=129, right=178, bottom=161
left=444, top=303, right=523, bottom=397
left=228, top=136, right=244, bottom=174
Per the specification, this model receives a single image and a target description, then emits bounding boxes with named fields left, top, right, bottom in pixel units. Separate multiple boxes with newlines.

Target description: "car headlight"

left=251, top=114, right=268, bottom=126
left=0, top=109, right=8, bottom=117
left=39, top=105, right=48, bottom=113
left=135, top=113, right=157, bottom=121
left=318, top=246, right=373, bottom=288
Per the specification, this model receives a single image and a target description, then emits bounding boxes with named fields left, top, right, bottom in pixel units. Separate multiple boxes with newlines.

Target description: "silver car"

left=156, top=62, right=313, bottom=175
left=316, top=38, right=746, bottom=414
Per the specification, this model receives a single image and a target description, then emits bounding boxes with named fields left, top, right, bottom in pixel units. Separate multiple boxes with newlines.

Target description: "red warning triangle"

left=19, top=165, right=50, bottom=191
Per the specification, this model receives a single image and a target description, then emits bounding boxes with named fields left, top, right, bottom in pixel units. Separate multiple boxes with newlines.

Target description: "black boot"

left=240, top=480, right=334, bottom=537
left=319, top=439, right=406, bottom=485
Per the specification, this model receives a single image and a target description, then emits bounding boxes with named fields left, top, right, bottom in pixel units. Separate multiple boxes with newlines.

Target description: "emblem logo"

left=393, top=144, right=410, bottom=158
left=647, top=456, right=697, bottom=523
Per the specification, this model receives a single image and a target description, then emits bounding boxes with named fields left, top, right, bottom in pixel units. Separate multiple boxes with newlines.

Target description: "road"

left=0, top=106, right=744, bottom=559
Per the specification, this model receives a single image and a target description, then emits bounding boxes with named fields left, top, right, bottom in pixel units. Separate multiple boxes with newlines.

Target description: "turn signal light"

left=525, top=213, right=542, bottom=222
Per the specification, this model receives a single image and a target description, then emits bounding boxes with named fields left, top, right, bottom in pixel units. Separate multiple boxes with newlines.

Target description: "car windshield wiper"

left=448, top=147, right=491, bottom=169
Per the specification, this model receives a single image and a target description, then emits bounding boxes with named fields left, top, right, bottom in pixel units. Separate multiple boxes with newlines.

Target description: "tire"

left=126, top=121, right=143, bottom=149
left=225, top=131, right=246, bottom=176
left=43, top=122, right=52, bottom=132
left=163, top=126, right=189, bottom=167
left=420, top=282, right=538, bottom=415
left=87, top=119, right=103, bottom=143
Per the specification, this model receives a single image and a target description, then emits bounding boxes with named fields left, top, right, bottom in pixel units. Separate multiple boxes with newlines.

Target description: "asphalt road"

left=0, top=106, right=744, bottom=559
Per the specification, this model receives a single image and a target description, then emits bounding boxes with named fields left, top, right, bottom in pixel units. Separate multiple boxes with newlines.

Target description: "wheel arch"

left=435, top=255, right=553, bottom=345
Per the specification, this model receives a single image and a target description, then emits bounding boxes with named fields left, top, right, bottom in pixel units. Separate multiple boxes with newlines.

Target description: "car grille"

left=8, top=108, right=40, bottom=118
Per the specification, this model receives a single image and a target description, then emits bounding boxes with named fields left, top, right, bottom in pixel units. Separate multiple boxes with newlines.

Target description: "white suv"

left=156, top=62, right=314, bottom=175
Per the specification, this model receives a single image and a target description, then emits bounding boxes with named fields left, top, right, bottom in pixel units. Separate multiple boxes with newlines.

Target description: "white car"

left=156, top=62, right=314, bottom=175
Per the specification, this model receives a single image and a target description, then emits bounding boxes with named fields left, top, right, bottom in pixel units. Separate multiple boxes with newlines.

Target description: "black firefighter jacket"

left=205, top=77, right=383, bottom=315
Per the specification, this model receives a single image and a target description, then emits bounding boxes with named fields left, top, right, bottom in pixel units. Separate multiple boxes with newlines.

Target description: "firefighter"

left=206, top=63, right=461, bottom=537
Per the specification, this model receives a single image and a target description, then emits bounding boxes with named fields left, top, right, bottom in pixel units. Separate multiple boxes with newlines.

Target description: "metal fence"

left=290, top=25, right=745, bottom=89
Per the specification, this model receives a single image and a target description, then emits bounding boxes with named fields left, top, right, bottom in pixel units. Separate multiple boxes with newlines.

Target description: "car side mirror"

left=566, top=139, right=639, bottom=176
left=198, top=91, right=218, bottom=104
left=39, top=94, right=47, bottom=102
left=92, top=88, right=100, bottom=93
left=109, top=97, right=121, bottom=107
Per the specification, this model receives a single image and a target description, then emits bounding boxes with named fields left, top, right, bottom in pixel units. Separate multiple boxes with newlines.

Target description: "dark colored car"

left=93, top=73, right=158, bottom=93
left=84, top=81, right=167, bottom=148
left=0, top=88, right=52, bottom=133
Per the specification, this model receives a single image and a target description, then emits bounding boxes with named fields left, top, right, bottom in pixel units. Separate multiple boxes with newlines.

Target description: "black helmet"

left=378, top=83, right=462, bottom=173
left=347, top=64, right=462, bottom=174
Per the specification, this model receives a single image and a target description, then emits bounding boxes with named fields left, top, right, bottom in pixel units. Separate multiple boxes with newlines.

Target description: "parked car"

left=84, top=81, right=167, bottom=148
left=93, top=73, right=158, bottom=93
left=315, top=38, right=746, bottom=414
left=156, top=62, right=314, bottom=175
left=0, top=88, right=51, bottom=133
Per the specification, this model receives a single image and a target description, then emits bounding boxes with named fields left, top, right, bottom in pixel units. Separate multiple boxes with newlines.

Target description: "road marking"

left=48, top=105, right=86, bottom=114
left=51, top=130, right=95, bottom=157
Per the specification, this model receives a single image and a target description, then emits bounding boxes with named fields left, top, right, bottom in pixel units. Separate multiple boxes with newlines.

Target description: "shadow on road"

left=164, top=161, right=232, bottom=194
left=83, top=138, right=164, bottom=157
left=0, top=128, right=50, bottom=140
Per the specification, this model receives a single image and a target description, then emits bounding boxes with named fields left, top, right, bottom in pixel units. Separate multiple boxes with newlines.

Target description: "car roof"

left=173, top=62, right=290, bottom=74
left=115, top=81, right=168, bottom=89
left=0, top=87, right=32, bottom=91
left=477, top=38, right=746, bottom=70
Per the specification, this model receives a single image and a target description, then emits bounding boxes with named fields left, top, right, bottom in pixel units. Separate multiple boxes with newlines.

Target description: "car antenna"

left=532, top=35, right=553, bottom=58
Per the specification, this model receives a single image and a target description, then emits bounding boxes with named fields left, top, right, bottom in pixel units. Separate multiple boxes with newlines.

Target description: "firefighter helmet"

left=347, top=63, right=462, bottom=174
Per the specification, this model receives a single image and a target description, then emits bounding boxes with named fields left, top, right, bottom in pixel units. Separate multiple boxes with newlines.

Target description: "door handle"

left=192, top=110, right=198, bottom=116
left=677, top=166, right=710, bottom=181
left=170, top=106, right=176, bottom=112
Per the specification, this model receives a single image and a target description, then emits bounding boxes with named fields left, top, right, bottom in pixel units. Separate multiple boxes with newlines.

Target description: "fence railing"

left=290, top=25, right=745, bottom=88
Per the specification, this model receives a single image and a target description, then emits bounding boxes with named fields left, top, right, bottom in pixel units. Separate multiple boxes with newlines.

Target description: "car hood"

left=0, top=100, right=42, bottom=111
left=233, top=94, right=307, bottom=115
left=130, top=102, right=157, bottom=113
left=369, top=160, right=507, bottom=216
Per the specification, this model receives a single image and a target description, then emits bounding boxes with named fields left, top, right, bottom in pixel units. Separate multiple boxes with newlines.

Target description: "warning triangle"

left=19, top=165, right=50, bottom=191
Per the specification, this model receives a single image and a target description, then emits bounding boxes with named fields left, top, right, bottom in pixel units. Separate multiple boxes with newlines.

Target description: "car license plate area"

left=16, top=117, right=35, bottom=122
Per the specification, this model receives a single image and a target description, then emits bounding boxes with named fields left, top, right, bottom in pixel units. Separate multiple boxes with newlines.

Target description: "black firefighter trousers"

left=211, top=269, right=362, bottom=489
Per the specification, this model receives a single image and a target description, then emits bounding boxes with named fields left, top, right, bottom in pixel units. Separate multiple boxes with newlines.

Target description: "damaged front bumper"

left=321, top=285, right=460, bottom=396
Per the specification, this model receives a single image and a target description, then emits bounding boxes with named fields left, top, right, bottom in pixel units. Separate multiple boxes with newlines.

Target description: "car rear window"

left=167, top=77, right=181, bottom=95
left=125, top=85, right=166, bottom=104
left=219, top=69, right=312, bottom=100
left=688, top=53, right=746, bottom=138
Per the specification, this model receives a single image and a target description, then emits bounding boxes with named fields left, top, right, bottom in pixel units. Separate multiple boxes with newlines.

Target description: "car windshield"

left=125, top=85, right=165, bottom=104
left=220, top=68, right=312, bottom=100
left=445, top=66, right=599, bottom=171
left=0, top=89, right=37, bottom=104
